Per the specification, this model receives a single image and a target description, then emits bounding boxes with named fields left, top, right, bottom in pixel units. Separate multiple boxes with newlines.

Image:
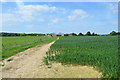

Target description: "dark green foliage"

left=0, top=32, right=45, bottom=36
left=86, top=31, right=91, bottom=36
left=78, top=33, right=84, bottom=36
left=64, top=34, right=69, bottom=36
left=110, top=31, right=117, bottom=35
left=71, top=33, right=77, bottom=36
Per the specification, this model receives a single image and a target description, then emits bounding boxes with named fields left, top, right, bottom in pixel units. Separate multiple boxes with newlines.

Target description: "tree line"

left=64, top=31, right=120, bottom=36
left=0, top=31, right=120, bottom=37
left=0, top=32, right=45, bottom=36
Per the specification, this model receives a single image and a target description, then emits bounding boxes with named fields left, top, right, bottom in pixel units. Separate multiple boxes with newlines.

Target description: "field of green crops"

left=1, top=36, right=57, bottom=60
left=45, top=36, right=119, bottom=78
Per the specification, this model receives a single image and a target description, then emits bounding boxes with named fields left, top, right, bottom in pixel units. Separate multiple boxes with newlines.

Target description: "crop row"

left=45, top=36, right=119, bottom=78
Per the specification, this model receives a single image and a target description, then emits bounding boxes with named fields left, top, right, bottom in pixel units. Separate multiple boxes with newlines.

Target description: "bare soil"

left=1, top=41, right=101, bottom=78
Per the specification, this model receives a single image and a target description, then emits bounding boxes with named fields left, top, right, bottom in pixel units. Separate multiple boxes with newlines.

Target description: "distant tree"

left=20, top=33, right=26, bottom=36
left=86, top=31, right=91, bottom=36
left=64, top=34, right=68, bottom=36
left=1, top=32, right=46, bottom=36
left=91, top=32, right=95, bottom=36
left=14, top=33, right=20, bottom=36
left=71, top=33, right=77, bottom=36
left=117, top=32, right=120, bottom=35
left=110, top=31, right=117, bottom=35
left=78, top=33, right=84, bottom=36
left=39, top=33, right=45, bottom=36
left=91, top=32, right=99, bottom=36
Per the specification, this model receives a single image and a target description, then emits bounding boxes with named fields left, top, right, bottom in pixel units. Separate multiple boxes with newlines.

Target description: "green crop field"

left=45, top=36, right=119, bottom=78
left=1, top=36, right=57, bottom=60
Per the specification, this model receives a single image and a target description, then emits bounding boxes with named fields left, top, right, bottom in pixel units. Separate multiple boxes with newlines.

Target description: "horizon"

left=1, top=2, right=118, bottom=34
left=0, top=30, right=118, bottom=35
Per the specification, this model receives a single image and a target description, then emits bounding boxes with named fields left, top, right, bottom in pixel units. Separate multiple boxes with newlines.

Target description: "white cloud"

left=16, top=2, right=58, bottom=22
left=2, top=1, right=59, bottom=27
left=108, top=3, right=118, bottom=14
left=48, top=18, right=60, bottom=25
left=1, top=13, right=36, bottom=27
left=16, top=0, right=24, bottom=5
left=21, top=15, right=34, bottom=22
left=17, top=4, right=57, bottom=16
left=1, top=13, right=21, bottom=26
left=68, top=9, right=89, bottom=21
left=73, top=9, right=87, bottom=15
left=2, top=2, right=89, bottom=28
left=0, top=0, right=8, bottom=2
left=68, top=16, right=76, bottom=21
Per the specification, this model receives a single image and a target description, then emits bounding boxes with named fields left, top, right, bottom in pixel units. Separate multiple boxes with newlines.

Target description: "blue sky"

left=1, top=2, right=118, bottom=34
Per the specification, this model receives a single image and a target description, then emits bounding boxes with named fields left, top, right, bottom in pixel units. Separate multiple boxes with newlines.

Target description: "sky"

left=1, top=1, right=118, bottom=34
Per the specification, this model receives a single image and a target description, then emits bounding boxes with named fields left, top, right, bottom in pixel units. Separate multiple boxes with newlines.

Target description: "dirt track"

left=1, top=41, right=101, bottom=78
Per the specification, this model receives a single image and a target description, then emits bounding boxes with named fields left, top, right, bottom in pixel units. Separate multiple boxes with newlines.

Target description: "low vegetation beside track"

left=1, top=36, right=57, bottom=60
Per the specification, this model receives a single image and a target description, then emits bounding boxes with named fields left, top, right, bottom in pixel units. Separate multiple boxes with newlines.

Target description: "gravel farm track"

left=0, top=39, right=101, bottom=78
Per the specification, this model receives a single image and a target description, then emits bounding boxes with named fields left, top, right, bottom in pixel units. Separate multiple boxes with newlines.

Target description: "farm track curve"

left=1, top=38, right=101, bottom=78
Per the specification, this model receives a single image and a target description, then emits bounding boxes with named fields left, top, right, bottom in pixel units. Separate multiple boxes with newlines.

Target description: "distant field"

left=2, top=36, right=57, bottom=60
left=45, top=36, right=119, bottom=78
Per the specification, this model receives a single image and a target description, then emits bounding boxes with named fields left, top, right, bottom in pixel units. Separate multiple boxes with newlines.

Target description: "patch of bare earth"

left=1, top=40, right=101, bottom=78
